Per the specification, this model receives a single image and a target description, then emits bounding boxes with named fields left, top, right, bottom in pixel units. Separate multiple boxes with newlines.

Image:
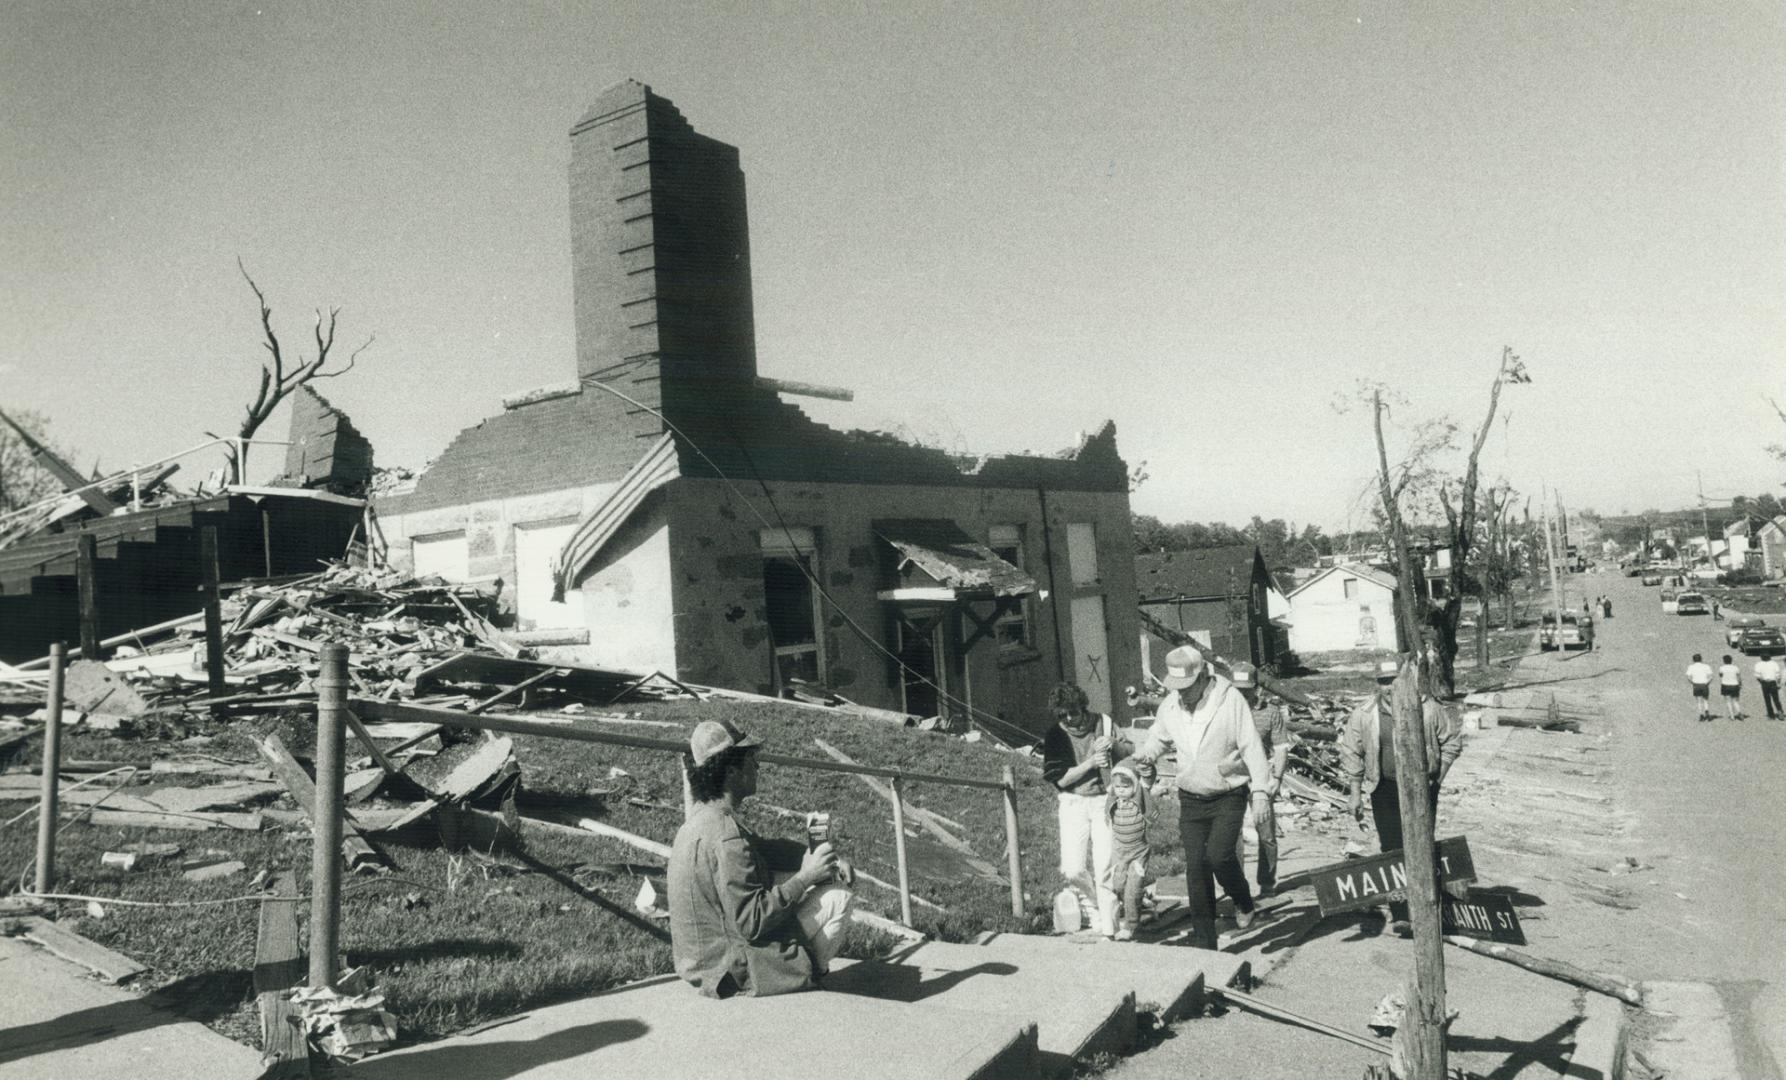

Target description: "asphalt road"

left=1567, top=570, right=1785, bottom=1077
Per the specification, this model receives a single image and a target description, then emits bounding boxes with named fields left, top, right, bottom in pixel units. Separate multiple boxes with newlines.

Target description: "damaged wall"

left=282, top=386, right=374, bottom=493
left=662, top=475, right=1140, bottom=736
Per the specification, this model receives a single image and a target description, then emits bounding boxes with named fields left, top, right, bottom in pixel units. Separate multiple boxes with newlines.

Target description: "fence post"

left=1001, top=764, right=1023, bottom=917
left=200, top=526, right=227, bottom=697
left=76, top=534, right=101, bottom=662
left=34, top=643, right=66, bottom=894
left=889, top=776, right=914, bottom=927
left=310, top=643, right=348, bottom=990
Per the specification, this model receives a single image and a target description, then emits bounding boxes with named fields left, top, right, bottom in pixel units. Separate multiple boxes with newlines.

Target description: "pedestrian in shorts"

left=1719, top=654, right=1745, bottom=721
left=1687, top=653, right=1714, bottom=721
left=1755, top=655, right=1783, bottom=720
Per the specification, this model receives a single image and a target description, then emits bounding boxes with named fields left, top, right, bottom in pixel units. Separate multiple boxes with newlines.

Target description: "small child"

left=1106, top=761, right=1152, bottom=941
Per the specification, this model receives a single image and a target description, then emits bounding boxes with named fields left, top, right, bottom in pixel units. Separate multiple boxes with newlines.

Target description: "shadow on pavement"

left=348, top=938, right=527, bottom=966
left=349, top=1018, right=651, bottom=1079
left=1474, top=668, right=1626, bottom=693
left=0, top=968, right=249, bottom=1068
left=1451, top=1013, right=1583, bottom=1079
left=827, top=960, right=1018, bottom=1004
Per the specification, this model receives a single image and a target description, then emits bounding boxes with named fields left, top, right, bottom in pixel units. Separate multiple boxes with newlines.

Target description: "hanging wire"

left=580, top=376, right=1048, bottom=746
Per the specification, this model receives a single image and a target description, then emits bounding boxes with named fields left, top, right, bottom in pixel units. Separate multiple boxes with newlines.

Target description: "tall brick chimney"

left=569, top=81, right=759, bottom=435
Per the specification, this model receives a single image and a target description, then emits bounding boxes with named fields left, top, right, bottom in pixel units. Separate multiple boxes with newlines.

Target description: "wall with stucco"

left=1286, top=569, right=1400, bottom=654
left=576, top=495, right=678, bottom=673
left=661, top=475, right=1138, bottom=738
left=375, top=482, right=616, bottom=616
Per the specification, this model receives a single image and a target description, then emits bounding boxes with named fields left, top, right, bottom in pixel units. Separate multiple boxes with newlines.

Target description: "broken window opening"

left=763, top=551, right=824, bottom=692
left=988, top=524, right=1030, bottom=650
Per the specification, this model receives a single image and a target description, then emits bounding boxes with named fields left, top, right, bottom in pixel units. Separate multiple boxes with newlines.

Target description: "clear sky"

left=4, top=2, right=1782, bottom=529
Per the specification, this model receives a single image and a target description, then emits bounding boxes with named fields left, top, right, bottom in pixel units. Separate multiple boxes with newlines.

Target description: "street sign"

left=1441, top=889, right=1525, bottom=945
left=1310, top=835, right=1476, bottom=916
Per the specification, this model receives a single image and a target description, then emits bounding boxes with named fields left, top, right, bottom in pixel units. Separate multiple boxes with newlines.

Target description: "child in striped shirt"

left=1106, top=761, right=1152, bottom=940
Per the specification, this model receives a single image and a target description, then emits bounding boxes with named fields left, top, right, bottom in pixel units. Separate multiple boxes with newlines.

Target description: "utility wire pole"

left=1543, top=487, right=1566, bottom=628
left=1698, top=470, right=1712, bottom=568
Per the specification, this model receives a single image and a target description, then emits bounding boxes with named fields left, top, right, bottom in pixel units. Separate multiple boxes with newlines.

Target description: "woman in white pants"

left=1040, top=682, right=1129, bottom=935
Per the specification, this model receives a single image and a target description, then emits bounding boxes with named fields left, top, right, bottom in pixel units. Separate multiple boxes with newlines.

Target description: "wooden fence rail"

left=307, top=659, right=1026, bottom=980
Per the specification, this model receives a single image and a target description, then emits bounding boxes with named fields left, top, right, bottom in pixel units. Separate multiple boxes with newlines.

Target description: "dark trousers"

left=1178, top=787, right=1251, bottom=950
left=1370, top=778, right=1439, bottom=922
left=1254, top=799, right=1279, bottom=894
left=1762, top=680, right=1783, bottom=719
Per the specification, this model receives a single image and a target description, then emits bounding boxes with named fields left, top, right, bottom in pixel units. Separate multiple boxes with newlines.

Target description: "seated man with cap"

left=667, top=718, right=855, bottom=998
left=1130, top=644, right=1273, bottom=950
left=1336, top=659, right=1462, bottom=933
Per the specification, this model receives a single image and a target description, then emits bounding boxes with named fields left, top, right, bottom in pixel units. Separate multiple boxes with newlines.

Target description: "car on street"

left=1725, top=614, right=1766, bottom=648
left=1641, top=571, right=1663, bottom=586
left=1675, top=591, right=1708, bottom=615
left=1539, top=611, right=1594, bottom=650
left=1660, top=588, right=1679, bottom=613
left=1737, top=624, right=1786, bottom=657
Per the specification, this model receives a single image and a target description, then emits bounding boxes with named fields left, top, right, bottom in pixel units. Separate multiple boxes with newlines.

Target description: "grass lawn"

left=0, top=695, right=1193, bottom=1049
left=1703, top=584, right=1786, bottom=615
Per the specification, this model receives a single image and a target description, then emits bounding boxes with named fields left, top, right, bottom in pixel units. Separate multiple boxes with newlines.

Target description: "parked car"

left=1539, top=611, right=1594, bottom=651
left=1660, top=588, right=1679, bottom=613
left=1641, top=571, right=1663, bottom=586
left=1725, top=615, right=1766, bottom=649
left=1738, top=625, right=1786, bottom=657
left=1675, top=591, right=1708, bottom=615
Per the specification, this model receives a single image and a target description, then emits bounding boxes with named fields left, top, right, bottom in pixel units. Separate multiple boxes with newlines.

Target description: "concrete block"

left=974, top=932, right=1239, bottom=1017
left=349, top=973, right=1037, bottom=1080
left=825, top=940, right=1137, bottom=1075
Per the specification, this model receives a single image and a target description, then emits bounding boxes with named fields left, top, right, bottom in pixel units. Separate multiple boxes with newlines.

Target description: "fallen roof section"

left=874, top=519, right=1036, bottom=601
left=553, top=433, right=678, bottom=599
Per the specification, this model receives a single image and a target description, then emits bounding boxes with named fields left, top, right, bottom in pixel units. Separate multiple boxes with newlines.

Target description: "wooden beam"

left=253, top=871, right=305, bottom=994
left=76, top=534, right=101, bottom=662
left=256, top=733, right=381, bottom=870
left=754, top=376, right=854, bottom=402
left=22, top=917, right=147, bottom=984
left=200, top=526, right=227, bottom=698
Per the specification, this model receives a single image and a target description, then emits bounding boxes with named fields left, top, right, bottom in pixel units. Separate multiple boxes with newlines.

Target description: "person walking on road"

left=1338, top=659, right=1462, bottom=935
left=1602, top=596, right=1613, bottom=619
left=1687, top=653, right=1715, bottom=721
left=1713, top=598, right=1723, bottom=621
left=1719, top=654, right=1745, bottom=721
left=1229, top=662, right=1288, bottom=898
left=1041, top=681, right=1127, bottom=936
left=1130, top=645, right=1273, bottom=950
left=1755, top=655, right=1783, bottom=720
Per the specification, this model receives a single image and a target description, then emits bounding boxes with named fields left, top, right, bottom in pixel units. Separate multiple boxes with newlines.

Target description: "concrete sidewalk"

left=0, top=935, right=264, bottom=1080
left=1104, top=716, right=1610, bottom=1079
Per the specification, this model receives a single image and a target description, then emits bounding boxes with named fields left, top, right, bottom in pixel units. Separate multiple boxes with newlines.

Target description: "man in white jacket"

left=1131, top=645, right=1271, bottom=950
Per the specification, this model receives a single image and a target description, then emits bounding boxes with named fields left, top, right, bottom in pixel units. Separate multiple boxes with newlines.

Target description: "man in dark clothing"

left=1230, top=662, right=1288, bottom=896
left=667, top=719, right=854, bottom=998
left=1337, top=660, right=1462, bottom=933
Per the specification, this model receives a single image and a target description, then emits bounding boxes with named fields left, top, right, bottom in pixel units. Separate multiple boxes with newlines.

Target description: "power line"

left=579, top=377, right=1043, bottom=747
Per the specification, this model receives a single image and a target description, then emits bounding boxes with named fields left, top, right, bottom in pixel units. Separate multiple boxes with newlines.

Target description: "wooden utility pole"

left=1391, top=659, right=1447, bottom=1077
left=1476, top=596, right=1490, bottom=669
left=199, top=526, right=227, bottom=697
left=75, top=534, right=101, bottom=662
left=34, top=643, right=66, bottom=895
left=310, top=644, right=348, bottom=990
left=1544, top=500, right=1566, bottom=624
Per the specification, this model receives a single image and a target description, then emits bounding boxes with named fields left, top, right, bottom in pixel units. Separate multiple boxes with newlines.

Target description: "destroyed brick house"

left=0, top=388, right=372, bottom=663
left=1135, top=545, right=1280, bottom=674
left=371, top=81, right=1140, bottom=737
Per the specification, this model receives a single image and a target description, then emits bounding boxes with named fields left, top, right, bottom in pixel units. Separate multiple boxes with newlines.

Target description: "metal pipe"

left=310, top=644, right=348, bottom=990
left=1002, top=764, right=1024, bottom=917
left=33, top=644, right=65, bottom=894
left=0, top=435, right=295, bottom=531
left=890, top=777, right=914, bottom=927
left=352, top=699, right=1011, bottom=791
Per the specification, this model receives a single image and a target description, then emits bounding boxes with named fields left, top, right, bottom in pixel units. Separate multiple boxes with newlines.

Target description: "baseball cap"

left=1230, top=661, right=1258, bottom=689
left=1161, top=645, right=1206, bottom=689
left=689, top=718, right=763, bottom=766
left=1374, top=660, right=1400, bottom=681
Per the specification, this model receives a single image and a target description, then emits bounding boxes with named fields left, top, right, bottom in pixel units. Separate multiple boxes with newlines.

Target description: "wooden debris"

left=20, top=916, right=148, bottom=984
left=88, top=808, right=264, bottom=831
left=183, top=857, right=247, bottom=882
left=62, top=660, right=149, bottom=719
left=812, top=737, right=1003, bottom=883
left=433, top=737, right=514, bottom=802
left=1443, top=935, right=1642, bottom=1004
left=255, top=870, right=306, bottom=994
left=259, top=990, right=312, bottom=1079
left=257, top=733, right=382, bottom=870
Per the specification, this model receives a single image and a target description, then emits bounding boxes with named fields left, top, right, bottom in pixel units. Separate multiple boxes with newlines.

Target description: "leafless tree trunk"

left=217, top=260, right=374, bottom=483
left=1431, top=348, right=1529, bottom=697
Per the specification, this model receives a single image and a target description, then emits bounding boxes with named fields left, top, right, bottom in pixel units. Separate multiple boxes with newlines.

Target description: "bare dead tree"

left=1430, top=348, right=1530, bottom=695
left=214, top=260, right=375, bottom=483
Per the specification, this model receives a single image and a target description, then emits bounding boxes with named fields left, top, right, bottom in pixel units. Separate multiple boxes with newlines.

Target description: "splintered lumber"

left=259, top=990, right=311, bottom=1079
left=569, top=816, right=672, bottom=859
left=1214, top=987, right=1388, bottom=1055
left=434, top=737, right=514, bottom=802
left=812, top=737, right=1003, bottom=884
left=21, top=917, right=147, bottom=984
left=254, top=870, right=305, bottom=993
left=88, top=808, right=264, bottom=831
left=1443, top=935, right=1642, bottom=1004
left=257, top=734, right=382, bottom=870
left=1282, top=772, right=1348, bottom=810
